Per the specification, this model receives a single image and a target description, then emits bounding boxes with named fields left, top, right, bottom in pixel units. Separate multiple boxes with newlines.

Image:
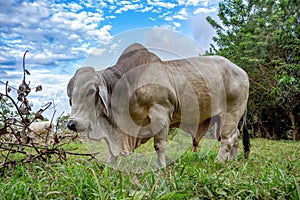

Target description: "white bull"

left=28, top=121, right=54, bottom=136
left=67, top=43, right=250, bottom=167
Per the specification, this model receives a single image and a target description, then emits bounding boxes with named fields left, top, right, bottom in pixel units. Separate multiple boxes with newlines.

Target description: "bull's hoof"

left=215, top=154, right=227, bottom=163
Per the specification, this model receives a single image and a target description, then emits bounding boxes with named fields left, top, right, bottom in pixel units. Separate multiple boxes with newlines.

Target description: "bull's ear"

left=67, top=75, right=75, bottom=98
left=97, top=75, right=109, bottom=116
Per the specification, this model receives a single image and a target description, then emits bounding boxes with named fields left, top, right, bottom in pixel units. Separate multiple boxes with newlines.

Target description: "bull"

left=67, top=43, right=250, bottom=167
left=28, top=121, right=54, bottom=136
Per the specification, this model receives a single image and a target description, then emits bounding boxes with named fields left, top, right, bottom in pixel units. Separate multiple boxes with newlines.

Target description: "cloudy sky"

left=0, top=0, right=221, bottom=119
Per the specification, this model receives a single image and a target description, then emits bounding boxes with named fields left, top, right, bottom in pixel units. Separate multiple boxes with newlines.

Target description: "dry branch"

left=0, top=51, right=96, bottom=176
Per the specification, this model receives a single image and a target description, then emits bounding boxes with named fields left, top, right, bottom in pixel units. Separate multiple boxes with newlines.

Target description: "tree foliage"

left=206, top=0, right=300, bottom=140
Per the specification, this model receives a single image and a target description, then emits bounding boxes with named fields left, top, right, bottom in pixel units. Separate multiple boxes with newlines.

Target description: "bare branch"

left=22, top=51, right=29, bottom=83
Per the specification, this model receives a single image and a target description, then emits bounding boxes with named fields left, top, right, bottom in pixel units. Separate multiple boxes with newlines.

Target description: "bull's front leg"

left=217, top=126, right=239, bottom=162
left=217, top=112, right=241, bottom=162
left=154, top=130, right=168, bottom=168
left=106, top=155, right=117, bottom=163
left=149, top=104, right=170, bottom=168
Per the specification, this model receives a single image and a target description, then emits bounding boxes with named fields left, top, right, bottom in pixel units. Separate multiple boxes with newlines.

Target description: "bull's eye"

left=86, top=88, right=96, bottom=97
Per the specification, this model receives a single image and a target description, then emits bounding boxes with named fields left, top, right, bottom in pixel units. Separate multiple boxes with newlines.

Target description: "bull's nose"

left=67, top=121, right=77, bottom=132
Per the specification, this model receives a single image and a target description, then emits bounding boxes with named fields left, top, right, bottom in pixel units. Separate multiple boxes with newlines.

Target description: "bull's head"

left=67, top=67, right=109, bottom=139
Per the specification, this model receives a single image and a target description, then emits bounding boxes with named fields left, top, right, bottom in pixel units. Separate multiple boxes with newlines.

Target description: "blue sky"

left=0, top=0, right=221, bottom=118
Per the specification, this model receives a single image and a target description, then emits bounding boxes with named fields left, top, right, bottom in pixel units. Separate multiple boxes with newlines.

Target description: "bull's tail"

left=241, top=110, right=250, bottom=158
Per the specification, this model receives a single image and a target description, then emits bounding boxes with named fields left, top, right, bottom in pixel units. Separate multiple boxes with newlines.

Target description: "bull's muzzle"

left=67, top=121, right=77, bottom=132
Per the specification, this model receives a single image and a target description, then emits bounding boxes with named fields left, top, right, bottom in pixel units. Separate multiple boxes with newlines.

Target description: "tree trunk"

left=260, top=121, right=272, bottom=139
left=286, top=111, right=299, bottom=141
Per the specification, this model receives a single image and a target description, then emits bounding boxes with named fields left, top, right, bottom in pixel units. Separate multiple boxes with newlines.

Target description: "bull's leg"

left=229, top=128, right=240, bottom=159
left=154, top=132, right=168, bottom=168
left=106, top=155, right=117, bottom=163
left=193, top=115, right=221, bottom=152
left=192, top=137, right=199, bottom=152
left=149, top=104, right=170, bottom=168
left=192, top=120, right=210, bottom=152
left=217, top=112, right=240, bottom=162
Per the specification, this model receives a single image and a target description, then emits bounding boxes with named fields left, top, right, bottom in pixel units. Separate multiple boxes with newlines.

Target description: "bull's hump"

left=116, top=43, right=161, bottom=68
left=122, top=43, right=147, bottom=55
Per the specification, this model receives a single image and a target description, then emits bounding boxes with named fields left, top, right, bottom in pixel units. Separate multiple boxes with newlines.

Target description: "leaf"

left=35, top=85, right=42, bottom=92
left=19, top=104, right=30, bottom=115
left=34, top=112, right=44, bottom=120
left=25, top=69, right=31, bottom=75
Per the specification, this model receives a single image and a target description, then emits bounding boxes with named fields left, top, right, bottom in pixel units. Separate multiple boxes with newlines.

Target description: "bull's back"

left=164, top=56, right=248, bottom=120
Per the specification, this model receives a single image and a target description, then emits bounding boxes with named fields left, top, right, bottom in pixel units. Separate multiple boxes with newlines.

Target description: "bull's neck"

left=101, top=64, right=130, bottom=97
left=101, top=49, right=161, bottom=96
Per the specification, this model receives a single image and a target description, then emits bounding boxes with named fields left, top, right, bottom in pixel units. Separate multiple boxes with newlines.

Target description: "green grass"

left=0, top=139, right=299, bottom=199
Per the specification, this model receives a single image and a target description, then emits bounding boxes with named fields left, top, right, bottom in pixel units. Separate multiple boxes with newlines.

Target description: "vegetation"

left=0, top=52, right=90, bottom=176
left=0, top=139, right=299, bottom=199
left=206, top=0, right=300, bottom=140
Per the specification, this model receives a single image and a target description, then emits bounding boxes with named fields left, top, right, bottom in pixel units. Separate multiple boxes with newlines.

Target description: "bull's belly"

left=170, top=104, right=224, bottom=136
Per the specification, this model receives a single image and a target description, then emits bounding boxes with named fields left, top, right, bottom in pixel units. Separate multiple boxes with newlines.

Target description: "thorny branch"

left=0, top=51, right=96, bottom=176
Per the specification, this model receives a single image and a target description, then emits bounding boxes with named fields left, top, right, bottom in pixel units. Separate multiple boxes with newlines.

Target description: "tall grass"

left=0, top=139, right=299, bottom=199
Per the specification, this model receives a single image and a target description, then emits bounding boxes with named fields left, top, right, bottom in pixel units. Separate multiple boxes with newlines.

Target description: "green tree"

left=0, top=97, right=16, bottom=128
left=56, top=114, right=70, bottom=133
left=206, top=0, right=300, bottom=140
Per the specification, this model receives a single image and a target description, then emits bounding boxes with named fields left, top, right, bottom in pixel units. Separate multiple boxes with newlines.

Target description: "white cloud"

left=146, top=0, right=177, bottom=9
left=119, top=1, right=131, bottom=5
left=139, top=6, right=153, bottom=12
left=115, top=4, right=142, bottom=14
left=177, top=0, right=186, bottom=5
left=68, top=3, right=83, bottom=12
left=108, top=5, right=117, bottom=11
left=193, top=7, right=217, bottom=14
left=173, top=22, right=181, bottom=28
left=173, top=8, right=188, bottom=20
left=164, top=16, right=173, bottom=21
left=69, top=34, right=80, bottom=40
left=187, top=0, right=221, bottom=6
left=106, top=15, right=116, bottom=19
left=186, top=0, right=205, bottom=6
left=28, top=52, right=76, bottom=65
left=106, top=0, right=115, bottom=4
left=159, top=11, right=171, bottom=19
left=98, top=25, right=113, bottom=44
left=87, top=48, right=107, bottom=56
left=178, top=8, right=188, bottom=16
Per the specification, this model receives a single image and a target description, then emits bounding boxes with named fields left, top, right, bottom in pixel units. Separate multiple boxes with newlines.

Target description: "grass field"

left=0, top=139, right=299, bottom=199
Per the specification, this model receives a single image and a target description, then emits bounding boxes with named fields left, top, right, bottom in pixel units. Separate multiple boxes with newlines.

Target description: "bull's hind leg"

left=229, top=127, right=240, bottom=159
left=149, top=104, right=170, bottom=168
left=217, top=111, right=241, bottom=162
